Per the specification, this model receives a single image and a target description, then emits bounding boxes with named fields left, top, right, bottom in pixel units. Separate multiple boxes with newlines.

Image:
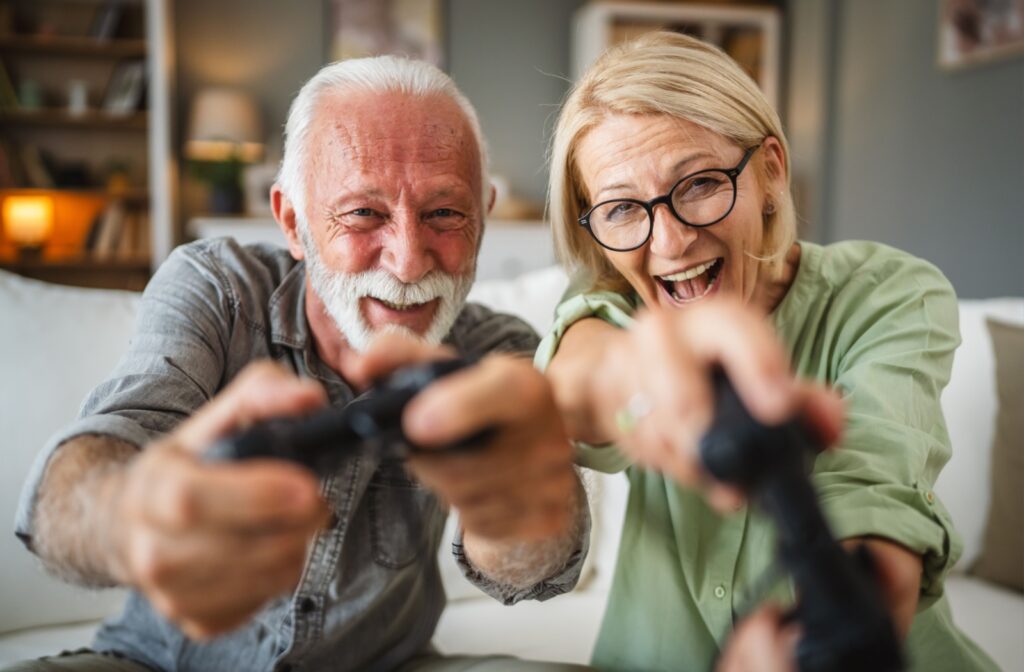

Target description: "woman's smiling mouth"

left=655, top=258, right=723, bottom=304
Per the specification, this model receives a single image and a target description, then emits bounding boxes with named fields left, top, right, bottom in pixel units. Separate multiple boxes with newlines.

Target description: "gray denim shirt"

left=14, top=239, right=588, bottom=672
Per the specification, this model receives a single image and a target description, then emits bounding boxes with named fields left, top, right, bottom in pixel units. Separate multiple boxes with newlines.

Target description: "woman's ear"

left=759, top=136, right=789, bottom=203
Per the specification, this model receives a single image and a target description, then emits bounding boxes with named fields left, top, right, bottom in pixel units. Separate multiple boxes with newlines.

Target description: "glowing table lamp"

left=185, top=88, right=264, bottom=213
left=3, top=195, right=54, bottom=258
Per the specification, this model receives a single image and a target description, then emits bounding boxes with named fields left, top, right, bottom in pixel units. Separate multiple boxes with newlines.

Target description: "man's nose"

left=648, top=204, right=698, bottom=259
left=380, top=216, right=436, bottom=283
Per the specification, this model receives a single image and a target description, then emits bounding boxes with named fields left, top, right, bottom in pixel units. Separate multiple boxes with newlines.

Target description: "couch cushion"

left=434, top=592, right=607, bottom=664
left=969, top=318, right=1024, bottom=591
left=937, top=298, right=1024, bottom=569
left=944, top=573, right=1024, bottom=672
left=0, top=270, right=136, bottom=634
left=0, top=621, right=100, bottom=667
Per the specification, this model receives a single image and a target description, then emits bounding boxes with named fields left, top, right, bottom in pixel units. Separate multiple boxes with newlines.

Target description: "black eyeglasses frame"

left=578, top=143, right=762, bottom=253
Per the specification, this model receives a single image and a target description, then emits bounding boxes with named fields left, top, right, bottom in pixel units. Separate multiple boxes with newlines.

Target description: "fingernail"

left=404, top=403, right=437, bottom=442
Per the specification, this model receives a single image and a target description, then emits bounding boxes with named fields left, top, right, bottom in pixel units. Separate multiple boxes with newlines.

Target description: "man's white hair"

left=277, top=55, right=490, bottom=222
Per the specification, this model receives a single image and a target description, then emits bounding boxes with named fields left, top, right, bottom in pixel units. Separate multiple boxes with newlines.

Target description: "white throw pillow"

left=0, top=270, right=138, bottom=633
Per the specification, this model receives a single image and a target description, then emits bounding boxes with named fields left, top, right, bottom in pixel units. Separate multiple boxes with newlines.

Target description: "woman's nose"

left=648, top=204, right=698, bottom=259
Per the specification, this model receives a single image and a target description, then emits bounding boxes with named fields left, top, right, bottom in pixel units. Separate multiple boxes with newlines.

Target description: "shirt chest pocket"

left=367, top=459, right=439, bottom=569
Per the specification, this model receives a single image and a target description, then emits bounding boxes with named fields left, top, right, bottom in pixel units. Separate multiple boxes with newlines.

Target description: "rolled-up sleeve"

left=813, top=260, right=963, bottom=599
left=450, top=497, right=592, bottom=605
left=534, top=289, right=638, bottom=475
left=14, top=244, right=234, bottom=550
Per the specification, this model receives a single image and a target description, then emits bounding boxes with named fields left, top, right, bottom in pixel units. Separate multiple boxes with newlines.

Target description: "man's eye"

left=334, top=208, right=384, bottom=231
left=428, top=209, right=466, bottom=229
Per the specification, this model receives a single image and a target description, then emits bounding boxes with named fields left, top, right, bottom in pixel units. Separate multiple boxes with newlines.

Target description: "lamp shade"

left=186, top=88, right=264, bottom=162
left=2, top=195, right=54, bottom=247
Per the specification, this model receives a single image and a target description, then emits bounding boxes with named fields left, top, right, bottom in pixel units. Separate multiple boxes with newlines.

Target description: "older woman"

left=538, top=32, right=996, bottom=671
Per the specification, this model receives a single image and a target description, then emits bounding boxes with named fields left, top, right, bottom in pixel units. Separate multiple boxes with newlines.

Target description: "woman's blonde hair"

left=549, top=31, right=796, bottom=293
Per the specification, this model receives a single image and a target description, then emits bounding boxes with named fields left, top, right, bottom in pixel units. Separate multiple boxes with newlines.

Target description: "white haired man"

left=9, top=57, right=591, bottom=672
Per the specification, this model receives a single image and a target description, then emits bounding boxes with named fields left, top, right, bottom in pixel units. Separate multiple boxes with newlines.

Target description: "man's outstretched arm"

left=24, top=363, right=330, bottom=639
left=31, top=434, right=137, bottom=588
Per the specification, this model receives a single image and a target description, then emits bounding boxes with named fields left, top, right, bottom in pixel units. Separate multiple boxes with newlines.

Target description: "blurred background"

left=0, top=0, right=1020, bottom=297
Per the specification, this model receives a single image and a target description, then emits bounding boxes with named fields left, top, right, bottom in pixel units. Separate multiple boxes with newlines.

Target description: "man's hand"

left=109, top=362, right=330, bottom=639
left=351, top=333, right=578, bottom=543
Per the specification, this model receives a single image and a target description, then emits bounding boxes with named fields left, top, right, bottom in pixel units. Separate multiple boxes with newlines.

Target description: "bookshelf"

left=0, top=0, right=175, bottom=291
left=0, top=34, right=148, bottom=58
left=572, top=2, right=782, bottom=109
left=0, top=108, right=148, bottom=130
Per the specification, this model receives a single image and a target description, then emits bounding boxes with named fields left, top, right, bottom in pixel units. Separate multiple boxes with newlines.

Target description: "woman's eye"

left=679, top=176, right=725, bottom=200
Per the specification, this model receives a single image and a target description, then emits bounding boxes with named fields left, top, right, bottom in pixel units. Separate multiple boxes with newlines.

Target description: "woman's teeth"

left=661, top=260, right=717, bottom=282
left=658, top=259, right=721, bottom=302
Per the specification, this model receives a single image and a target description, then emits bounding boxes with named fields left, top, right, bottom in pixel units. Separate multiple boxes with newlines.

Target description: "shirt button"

left=926, top=491, right=935, bottom=504
left=714, top=585, right=727, bottom=599
left=299, top=596, right=316, bottom=613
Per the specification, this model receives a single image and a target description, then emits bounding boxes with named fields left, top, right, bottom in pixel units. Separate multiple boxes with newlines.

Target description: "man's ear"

left=486, top=183, right=496, bottom=216
left=271, top=184, right=306, bottom=261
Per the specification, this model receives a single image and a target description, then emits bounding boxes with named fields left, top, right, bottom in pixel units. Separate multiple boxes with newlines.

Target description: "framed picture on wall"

left=939, top=0, right=1024, bottom=69
left=328, top=0, right=444, bottom=68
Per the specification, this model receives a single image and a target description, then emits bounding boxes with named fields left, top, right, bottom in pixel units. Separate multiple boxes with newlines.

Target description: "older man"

left=9, top=57, right=590, bottom=672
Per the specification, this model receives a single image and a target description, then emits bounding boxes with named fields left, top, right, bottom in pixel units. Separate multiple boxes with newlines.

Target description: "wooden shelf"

left=0, top=254, right=150, bottom=271
left=0, top=35, right=146, bottom=58
left=0, top=108, right=147, bottom=130
left=0, top=186, right=149, bottom=202
left=0, top=253, right=152, bottom=290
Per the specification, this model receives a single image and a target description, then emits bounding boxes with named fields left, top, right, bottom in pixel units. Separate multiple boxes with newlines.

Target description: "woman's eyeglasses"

left=578, top=144, right=761, bottom=252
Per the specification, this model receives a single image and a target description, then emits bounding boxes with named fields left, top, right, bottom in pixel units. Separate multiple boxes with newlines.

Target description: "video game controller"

left=699, top=369, right=904, bottom=672
left=204, top=357, right=490, bottom=475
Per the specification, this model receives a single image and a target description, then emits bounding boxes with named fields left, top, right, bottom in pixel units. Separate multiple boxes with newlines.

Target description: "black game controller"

left=205, top=357, right=489, bottom=475
left=700, top=369, right=904, bottom=672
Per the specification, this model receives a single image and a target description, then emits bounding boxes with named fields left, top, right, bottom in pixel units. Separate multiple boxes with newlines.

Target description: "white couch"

left=0, top=266, right=1020, bottom=670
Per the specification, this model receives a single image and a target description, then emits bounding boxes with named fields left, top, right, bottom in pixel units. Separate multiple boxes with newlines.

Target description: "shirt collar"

left=269, top=259, right=311, bottom=350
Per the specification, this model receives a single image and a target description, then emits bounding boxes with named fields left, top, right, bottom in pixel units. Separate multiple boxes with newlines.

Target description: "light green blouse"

left=535, top=241, right=997, bottom=672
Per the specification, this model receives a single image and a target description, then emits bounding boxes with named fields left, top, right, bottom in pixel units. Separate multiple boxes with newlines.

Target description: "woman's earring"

left=764, top=201, right=776, bottom=215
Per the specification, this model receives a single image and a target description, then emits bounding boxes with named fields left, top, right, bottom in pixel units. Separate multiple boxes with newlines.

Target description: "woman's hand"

left=718, top=539, right=922, bottom=671
left=549, top=298, right=844, bottom=509
left=717, top=605, right=800, bottom=672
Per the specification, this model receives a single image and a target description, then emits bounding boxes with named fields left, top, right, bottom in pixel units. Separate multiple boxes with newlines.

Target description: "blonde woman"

left=539, top=32, right=996, bottom=671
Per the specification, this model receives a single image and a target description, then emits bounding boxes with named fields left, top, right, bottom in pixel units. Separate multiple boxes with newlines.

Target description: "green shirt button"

left=714, top=585, right=727, bottom=599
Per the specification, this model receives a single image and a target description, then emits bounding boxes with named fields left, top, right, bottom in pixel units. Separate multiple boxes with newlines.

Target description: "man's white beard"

left=302, top=236, right=475, bottom=353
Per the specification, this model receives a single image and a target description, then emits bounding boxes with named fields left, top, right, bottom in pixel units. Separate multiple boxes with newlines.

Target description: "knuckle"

left=245, top=359, right=285, bottom=380
left=129, top=535, right=171, bottom=585
left=164, top=475, right=199, bottom=529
